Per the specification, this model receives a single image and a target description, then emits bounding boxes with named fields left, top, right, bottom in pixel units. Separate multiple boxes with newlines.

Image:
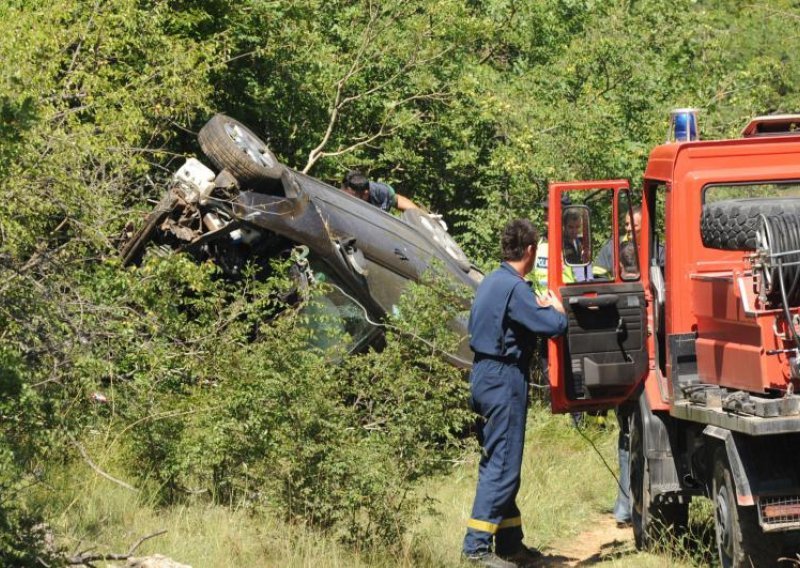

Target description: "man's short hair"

left=501, top=219, right=538, bottom=261
left=343, top=170, right=369, bottom=193
left=563, top=209, right=581, bottom=224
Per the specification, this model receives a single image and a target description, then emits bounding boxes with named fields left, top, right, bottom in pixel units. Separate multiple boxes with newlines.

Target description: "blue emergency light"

left=668, top=108, right=699, bottom=142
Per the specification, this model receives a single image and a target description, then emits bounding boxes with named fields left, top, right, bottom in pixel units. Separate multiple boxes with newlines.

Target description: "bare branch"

left=66, top=530, right=167, bottom=566
left=128, top=530, right=169, bottom=556
left=338, top=48, right=452, bottom=108
left=317, top=91, right=446, bottom=160
left=64, top=0, right=102, bottom=91
left=302, top=2, right=454, bottom=173
left=71, top=438, right=139, bottom=493
left=318, top=128, right=395, bottom=159
left=302, top=8, right=382, bottom=173
left=302, top=82, right=344, bottom=174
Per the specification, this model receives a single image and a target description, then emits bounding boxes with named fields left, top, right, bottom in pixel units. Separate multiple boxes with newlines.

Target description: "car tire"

left=401, top=209, right=470, bottom=272
left=198, top=114, right=283, bottom=191
left=700, top=198, right=800, bottom=251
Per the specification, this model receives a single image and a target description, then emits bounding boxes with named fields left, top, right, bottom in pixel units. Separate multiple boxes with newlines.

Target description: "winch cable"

left=574, top=420, right=628, bottom=499
left=777, top=260, right=800, bottom=347
left=780, top=212, right=800, bottom=300
left=325, top=280, right=473, bottom=368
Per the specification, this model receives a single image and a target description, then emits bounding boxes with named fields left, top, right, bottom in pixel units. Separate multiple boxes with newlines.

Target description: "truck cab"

left=548, top=112, right=800, bottom=567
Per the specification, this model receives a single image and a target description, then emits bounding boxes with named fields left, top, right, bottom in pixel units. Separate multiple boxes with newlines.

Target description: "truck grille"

left=759, top=496, right=800, bottom=530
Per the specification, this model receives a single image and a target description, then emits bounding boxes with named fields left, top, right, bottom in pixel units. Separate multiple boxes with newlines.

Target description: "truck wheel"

left=712, top=448, right=782, bottom=568
left=198, top=114, right=283, bottom=191
left=701, top=198, right=800, bottom=250
left=630, top=405, right=688, bottom=550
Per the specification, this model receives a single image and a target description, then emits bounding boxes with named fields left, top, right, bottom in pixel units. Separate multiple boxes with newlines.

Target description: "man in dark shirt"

left=463, top=219, right=568, bottom=567
left=341, top=170, right=418, bottom=212
left=595, top=205, right=665, bottom=275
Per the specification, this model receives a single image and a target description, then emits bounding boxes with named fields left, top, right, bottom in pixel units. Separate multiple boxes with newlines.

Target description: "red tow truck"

left=548, top=112, right=800, bottom=567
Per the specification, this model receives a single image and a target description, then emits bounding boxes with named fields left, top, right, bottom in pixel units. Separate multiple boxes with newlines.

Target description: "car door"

left=547, top=180, right=650, bottom=413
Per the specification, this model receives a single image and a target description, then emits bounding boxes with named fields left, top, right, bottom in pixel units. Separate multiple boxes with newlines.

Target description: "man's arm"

left=507, top=283, right=567, bottom=337
left=395, top=193, right=419, bottom=211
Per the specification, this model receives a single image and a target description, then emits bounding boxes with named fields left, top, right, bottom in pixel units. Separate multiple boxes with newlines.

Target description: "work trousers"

left=613, top=405, right=632, bottom=523
left=463, top=359, right=528, bottom=555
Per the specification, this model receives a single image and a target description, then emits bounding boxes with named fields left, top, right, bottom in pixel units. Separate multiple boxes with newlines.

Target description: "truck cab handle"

left=569, top=294, right=619, bottom=308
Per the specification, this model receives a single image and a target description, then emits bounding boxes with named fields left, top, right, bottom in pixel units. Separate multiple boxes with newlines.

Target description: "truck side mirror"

left=562, top=205, right=592, bottom=266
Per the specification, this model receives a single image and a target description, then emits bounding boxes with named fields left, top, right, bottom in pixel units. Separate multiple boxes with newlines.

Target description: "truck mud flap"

left=638, top=393, right=684, bottom=502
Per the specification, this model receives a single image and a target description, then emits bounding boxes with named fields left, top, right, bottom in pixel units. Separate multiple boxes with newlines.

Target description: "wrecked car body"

left=122, top=114, right=481, bottom=364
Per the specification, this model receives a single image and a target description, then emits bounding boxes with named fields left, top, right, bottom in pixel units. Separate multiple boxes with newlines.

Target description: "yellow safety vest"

left=532, top=240, right=574, bottom=294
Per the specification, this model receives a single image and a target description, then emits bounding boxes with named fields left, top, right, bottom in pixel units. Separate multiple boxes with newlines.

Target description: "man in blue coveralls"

left=463, top=219, right=568, bottom=567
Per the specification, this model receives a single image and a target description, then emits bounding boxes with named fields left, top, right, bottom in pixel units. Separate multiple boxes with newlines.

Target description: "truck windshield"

left=704, top=181, right=800, bottom=202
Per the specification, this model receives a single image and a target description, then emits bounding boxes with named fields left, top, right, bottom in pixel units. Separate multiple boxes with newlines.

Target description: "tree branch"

left=302, top=5, right=453, bottom=174
left=71, top=438, right=138, bottom=493
left=66, top=530, right=167, bottom=565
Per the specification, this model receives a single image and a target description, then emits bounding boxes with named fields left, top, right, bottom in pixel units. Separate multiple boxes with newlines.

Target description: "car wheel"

left=198, top=114, right=284, bottom=191
left=401, top=209, right=470, bottom=272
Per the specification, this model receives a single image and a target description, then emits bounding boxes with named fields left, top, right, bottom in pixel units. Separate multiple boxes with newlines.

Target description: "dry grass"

left=39, top=405, right=710, bottom=567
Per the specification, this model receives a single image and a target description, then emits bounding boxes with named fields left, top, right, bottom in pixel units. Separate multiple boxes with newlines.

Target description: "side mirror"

left=562, top=205, right=592, bottom=266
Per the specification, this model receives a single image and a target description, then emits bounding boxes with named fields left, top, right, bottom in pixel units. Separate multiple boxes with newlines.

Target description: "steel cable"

left=760, top=213, right=800, bottom=306
left=759, top=214, right=800, bottom=347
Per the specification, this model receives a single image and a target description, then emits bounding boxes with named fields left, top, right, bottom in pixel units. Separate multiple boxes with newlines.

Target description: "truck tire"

left=630, top=405, right=688, bottom=550
left=701, top=198, right=800, bottom=250
left=712, top=447, right=777, bottom=568
left=198, top=114, right=283, bottom=191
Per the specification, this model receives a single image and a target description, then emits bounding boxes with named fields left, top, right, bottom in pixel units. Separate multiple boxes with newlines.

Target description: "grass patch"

left=34, top=404, right=707, bottom=567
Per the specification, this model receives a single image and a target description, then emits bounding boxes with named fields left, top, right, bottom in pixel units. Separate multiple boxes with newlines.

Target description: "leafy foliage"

left=4, top=0, right=800, bottom=560
left=63, top=256, right=472, bottom=545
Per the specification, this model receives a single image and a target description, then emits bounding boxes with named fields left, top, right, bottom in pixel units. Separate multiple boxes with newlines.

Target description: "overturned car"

left=122, top=114, right=481, bottom=364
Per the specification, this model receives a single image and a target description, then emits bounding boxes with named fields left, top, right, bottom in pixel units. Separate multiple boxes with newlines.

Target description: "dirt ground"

left=537, top=516, right=635, bottom=566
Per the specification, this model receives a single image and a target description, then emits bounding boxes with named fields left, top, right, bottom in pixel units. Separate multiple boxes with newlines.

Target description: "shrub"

left=62, top=253, right=472, bottom=548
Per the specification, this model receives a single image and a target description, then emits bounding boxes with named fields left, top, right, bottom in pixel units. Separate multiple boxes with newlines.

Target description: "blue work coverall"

left=463, top=262, right=568, bottom=556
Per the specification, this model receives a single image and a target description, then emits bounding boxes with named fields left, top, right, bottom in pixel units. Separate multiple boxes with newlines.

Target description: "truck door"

left=547, top=180, right=650, bottom=413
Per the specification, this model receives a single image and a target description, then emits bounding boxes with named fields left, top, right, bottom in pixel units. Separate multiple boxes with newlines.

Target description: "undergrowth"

left=35, top=406, right=706, bottom=567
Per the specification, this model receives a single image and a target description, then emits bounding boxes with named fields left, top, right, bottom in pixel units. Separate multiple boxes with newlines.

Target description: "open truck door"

left=547, top=180, right=650, bottom=413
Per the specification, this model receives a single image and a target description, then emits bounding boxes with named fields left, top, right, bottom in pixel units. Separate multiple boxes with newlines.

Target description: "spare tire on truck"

left=198, top=114, right=284, bottom=192
left=701, top=198, right=800, bottom=250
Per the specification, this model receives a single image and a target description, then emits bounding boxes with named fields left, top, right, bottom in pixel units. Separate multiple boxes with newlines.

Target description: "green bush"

left=47, top=252, right=471, bottom=547
left=5, top=0, right=800, bottom=561
left=142, top=264, right=470, bottom=546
